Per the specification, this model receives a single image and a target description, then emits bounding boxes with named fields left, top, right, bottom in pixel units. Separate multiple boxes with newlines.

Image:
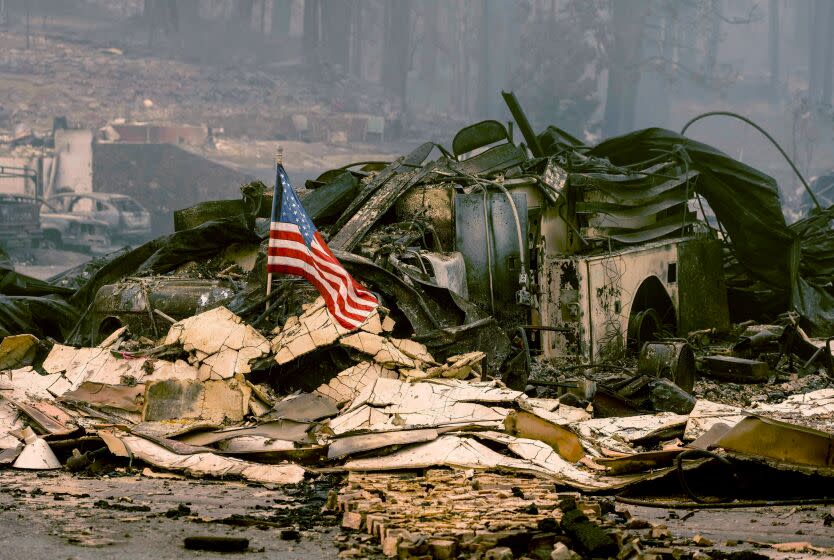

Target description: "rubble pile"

left=2, top=95, right=834, bottom=557
left=0, top=26, right=403, bottom=142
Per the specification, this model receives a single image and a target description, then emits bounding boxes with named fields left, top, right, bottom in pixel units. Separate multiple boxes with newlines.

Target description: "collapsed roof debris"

left=1, top=93, right=833, bottom=558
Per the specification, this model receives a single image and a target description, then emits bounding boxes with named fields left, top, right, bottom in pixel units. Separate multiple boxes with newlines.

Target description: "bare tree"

left=768, top=0, right=779, bottom=92
left=321, top=1, right=351, bottom=71
left=272, top=0, right=291, bottom=36
left=602, top=0, right=648, bottom=135
left=303, top=0, right=320, bottom=64
left=382, top=1, right=411, bottom=102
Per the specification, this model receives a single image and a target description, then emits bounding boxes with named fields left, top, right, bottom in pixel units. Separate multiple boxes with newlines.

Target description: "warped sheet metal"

left=100, top=431, right=305, bottom=485
left=574, top=413, right=689, bottom=455
left=585, top=214, right=696, bottom=244
left=715, top=416, right=834, bottom=475
left=578, top=171, right=696, bottom=203
left=589, top=128, right=796, bottom=310
left=685, top=389, right=834, bottom=441
left=327, top=428, right=439, bottom=459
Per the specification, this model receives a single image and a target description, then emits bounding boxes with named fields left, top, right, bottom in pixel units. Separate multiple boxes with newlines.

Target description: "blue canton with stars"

left=272, top=164, right=317, bottom=246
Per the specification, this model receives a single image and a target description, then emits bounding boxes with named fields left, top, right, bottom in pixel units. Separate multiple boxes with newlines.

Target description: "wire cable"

left=681, top=110, right=822, bottom=211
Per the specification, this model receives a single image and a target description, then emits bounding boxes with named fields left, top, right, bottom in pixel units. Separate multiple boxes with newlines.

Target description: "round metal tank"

left=637, top=340, right=696, bottom=393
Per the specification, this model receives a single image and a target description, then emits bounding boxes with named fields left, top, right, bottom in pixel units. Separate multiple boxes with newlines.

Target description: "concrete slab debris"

left=142, top=376, right=252, bottom=424
left=61, top=381, right=145, bottom=413
left=314, top=361, right=398, bottom=407
left=164, top=307, right=270, bottom=377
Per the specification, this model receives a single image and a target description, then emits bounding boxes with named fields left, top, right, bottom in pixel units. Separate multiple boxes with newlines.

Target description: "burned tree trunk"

left=768, top=0, right=779, bottom=93
left=272, top=0, right=291, bottom=36
left=303, top=0, right=320, bottom=65
left=382, top=1, right=411, bottom=102
left=808, top=0, right=833, bottom=104
left=603, top=0, right=645, bottom=136
left=421, top=0, right=439, bottom=94
left=703, top=0, right=721, bottom=81
left=321, top=1, right=351, bottom=71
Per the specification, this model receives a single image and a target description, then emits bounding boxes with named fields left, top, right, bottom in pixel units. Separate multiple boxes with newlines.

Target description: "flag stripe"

left=269, top=254, right=368, bottom=324
left=268, top=166, right=377, bottom=330
left=268, top=246, right=376, bottom=318
left=267, top=237, right=376, bottom=307
left=268, top=231, right=376, bottom=306
left=275, top=262, right=361, bottom=326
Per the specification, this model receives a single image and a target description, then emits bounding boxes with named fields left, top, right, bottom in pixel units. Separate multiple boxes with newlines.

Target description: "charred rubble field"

left=2, top=102, right=834, bottom=560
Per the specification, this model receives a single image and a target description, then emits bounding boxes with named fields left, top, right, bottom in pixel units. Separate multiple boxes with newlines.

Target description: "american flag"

left=267, top=162, right=378, bottom=330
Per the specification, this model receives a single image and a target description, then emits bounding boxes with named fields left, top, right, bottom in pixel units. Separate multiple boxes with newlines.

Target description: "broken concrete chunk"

left=683, top=400, right=747, bottom=441
left=388, top=338, right=435, bottom=363
left=399, top=367, right=430, bottom=381
left=0, top=367, right=70, bottom=400
left=575, top=413, right=689, bottom=454
left=339, top=332, right=419, bottom=368
left=177, top=419, right=314, bottom=446
left=519, top=397, right=592, bottom=424
left=359, top=311, right=383, bottom=335
left=61, top=381, right=145, bottom=412
left=142, top=376, right=251, bottom=424
left=41, top=344, right=152, bottom=390
left=467, top=431, right=627, bottom=491
left=271, top=297, right=384, bottom=365
left=164, top=307, right=269, bottom=375
left=143, top=359, right=201, bottom=382
left=272, top=304, right=345, bottom=364
left=344, top=435, right=537, bottom=473
left=327, top=404, right=392, bottom=435
left=333, top=378, right=513, bottom=433
left=314, top=361, right=398, bottom=406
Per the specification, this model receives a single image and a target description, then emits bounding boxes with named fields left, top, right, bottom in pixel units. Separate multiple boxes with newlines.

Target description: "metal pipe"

left=501, top=90, right=544, bottom=157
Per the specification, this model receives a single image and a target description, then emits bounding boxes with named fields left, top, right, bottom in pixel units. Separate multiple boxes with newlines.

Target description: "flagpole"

left=265, top=146, right=283, bottom=311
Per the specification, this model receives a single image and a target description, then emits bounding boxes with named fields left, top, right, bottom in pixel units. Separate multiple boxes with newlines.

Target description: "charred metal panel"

left=538, top=256, right=583, bottom=356
left=395, top=184, right=456, bottom=251
left=584, top=241, right=679, bottom=361
left=541, top=238, right=728, bottom=362
left=455, top=191, right=528, bottom=318
left=677, top=238, right=730, bottom=334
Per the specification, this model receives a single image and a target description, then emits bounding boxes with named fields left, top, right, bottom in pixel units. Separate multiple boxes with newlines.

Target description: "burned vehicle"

left=0, top=193, right=41, bottom=250
left=87, top=277, right=236, bottom=343
left=45, top=192, right=151, bottom=245
left=40, top=199, right=110, bottom=254
left=296, top=107, right=731, bottom=379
